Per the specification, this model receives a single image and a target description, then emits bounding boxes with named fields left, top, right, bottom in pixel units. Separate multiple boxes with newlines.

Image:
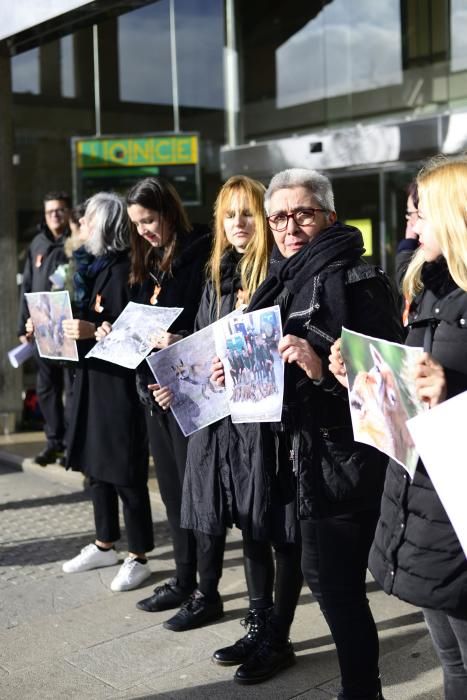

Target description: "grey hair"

left=264, top=168, right=335, bottom=215
left=84, top=192, right=130, bottom=257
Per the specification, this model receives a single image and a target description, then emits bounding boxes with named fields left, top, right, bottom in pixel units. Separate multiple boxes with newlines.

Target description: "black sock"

left=134, top=557, right=147, bottom=565
left=96, top=544, right=114, bottom=552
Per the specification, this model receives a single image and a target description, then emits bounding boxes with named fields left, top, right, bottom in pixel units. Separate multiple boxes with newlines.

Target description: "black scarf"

left=219, top=248, right=243, bottom=295
left=248, top=222, right=365, bottom=352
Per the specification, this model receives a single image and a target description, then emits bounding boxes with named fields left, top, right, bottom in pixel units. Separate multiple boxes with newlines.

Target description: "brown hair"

left=126, top=177, right=192, bottom=284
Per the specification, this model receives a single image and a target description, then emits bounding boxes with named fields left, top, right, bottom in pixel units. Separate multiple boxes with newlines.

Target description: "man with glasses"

left=18, top=191, right=72, bottom=466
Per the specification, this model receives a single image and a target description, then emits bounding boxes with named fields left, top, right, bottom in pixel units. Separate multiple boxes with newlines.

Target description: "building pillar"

left=0, top=51, right=23, bottom=432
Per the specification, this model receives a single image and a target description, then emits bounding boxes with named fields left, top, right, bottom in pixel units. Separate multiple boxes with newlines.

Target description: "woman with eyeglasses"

left=211, top=168, right=402, bottom=696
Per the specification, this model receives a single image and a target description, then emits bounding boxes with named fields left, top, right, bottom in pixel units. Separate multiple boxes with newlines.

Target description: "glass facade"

left=8, top=0, right=467, bottom=274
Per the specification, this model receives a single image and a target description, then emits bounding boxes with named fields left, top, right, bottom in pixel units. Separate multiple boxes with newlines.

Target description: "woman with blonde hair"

left=154, top=175, right=304, bottom=683
left=331, top=155, right=467, bottom=700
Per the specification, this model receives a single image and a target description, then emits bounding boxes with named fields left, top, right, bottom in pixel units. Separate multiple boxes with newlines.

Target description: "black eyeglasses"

left=267, top=208, right=327, bottom=231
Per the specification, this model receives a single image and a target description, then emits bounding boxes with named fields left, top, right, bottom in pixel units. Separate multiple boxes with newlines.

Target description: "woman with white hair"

left=61, top=192, right=153, bottom=593
left=212, top=168, right=402, bottom=693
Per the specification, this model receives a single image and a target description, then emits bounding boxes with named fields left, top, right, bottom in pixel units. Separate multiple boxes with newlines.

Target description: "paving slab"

left=0, top=450, right=445, bottom=700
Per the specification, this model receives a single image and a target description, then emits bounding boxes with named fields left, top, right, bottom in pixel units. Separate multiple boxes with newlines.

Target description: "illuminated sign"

left=76, top=135, right=199, bottom=168
left=72, top=133, right=201, bottom=205
left=345, top=218, right=373, bottom=257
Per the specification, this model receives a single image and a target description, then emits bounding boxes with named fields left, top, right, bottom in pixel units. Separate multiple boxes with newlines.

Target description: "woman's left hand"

left=62, top=319, right=96, bottom=340
left=278, top=334, right=323, bottom=380
left=413, top=352, right=447, bottom=407
left=150, top=331, right=182, bottom=349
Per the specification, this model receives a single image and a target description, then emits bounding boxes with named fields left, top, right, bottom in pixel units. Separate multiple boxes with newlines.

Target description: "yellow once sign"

left=76, top=135, right=199, bottom=168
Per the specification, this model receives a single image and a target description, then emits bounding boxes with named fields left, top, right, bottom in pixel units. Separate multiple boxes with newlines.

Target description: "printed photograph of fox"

left=340, top=327, right=426, bottom=477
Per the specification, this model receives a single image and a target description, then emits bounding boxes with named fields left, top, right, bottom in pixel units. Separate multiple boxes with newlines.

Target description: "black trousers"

left=301, top=509, right=381, bottom=700
left=90, top=477, right=154, bottom=553
left=242, top=533, right=303, bottom=636
left=145, top=408, right=225, bottom=593
left=35, top=353, right=74, bottom=449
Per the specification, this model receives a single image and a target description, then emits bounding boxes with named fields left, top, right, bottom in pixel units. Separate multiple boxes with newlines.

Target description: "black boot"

left=233, top=618, right=296, bottom=684
left=212, top=607, right=272, bottom=666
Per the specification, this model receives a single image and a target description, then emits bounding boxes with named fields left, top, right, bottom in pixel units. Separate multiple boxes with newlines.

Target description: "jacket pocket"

left=319, top=426, right=386, bottom=502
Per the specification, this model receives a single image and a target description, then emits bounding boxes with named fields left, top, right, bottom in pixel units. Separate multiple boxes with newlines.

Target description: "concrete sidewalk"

left=0, top=435, right=443, bottom=699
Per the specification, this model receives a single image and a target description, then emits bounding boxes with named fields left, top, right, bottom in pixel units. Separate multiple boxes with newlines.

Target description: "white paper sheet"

left=407, top=391, right=467, bottom=558
left=86, top=302, right=183, bottom=369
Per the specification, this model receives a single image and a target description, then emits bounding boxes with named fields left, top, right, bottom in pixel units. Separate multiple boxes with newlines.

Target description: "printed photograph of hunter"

left=25, top=290, right=78, bottom=361
left=147, top=322, right=230, bottom=437
left=215, top=305, right=284, bottom=423
left=341, top=327, right=425, bottom=476
left=86, top=301, right=182, bottom=369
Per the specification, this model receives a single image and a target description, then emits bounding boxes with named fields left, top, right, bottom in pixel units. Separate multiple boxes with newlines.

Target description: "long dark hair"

left=126, top=177, right=192, bottom=284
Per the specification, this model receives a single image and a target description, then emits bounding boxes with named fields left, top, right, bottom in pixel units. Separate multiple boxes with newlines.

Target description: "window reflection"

left=60, top=35, right=76, bottom=98
left=118, top=0, right=172, bottom=105
left=118, top=0, right=223, bottom=108
left=451, top=0, right=467, bottom=72
left=175, top=0, right=224, bottom=109
left=276, top=0, right=402, bottom=109
left=11, top=47, right=40, bottom=94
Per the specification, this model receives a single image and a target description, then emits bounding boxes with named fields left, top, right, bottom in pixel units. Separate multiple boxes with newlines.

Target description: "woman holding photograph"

left=153, top=175, right=304, bottom=681
left=62, top=192, right=154, bottom=592
left=334, top=155, right=467, bottom=700
left=115, top=177, right=229, bottom=631
left=209, top=168, right=402, bottom=693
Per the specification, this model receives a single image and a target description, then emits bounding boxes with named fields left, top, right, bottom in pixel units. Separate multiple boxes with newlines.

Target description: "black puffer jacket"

left=369, top=258, right=467, bottom=615
left=18, top=226, right=70, bottom=335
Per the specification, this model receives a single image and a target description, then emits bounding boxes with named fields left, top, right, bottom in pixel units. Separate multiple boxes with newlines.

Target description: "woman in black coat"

left=212, top=168, right=403, bottom=694
left=62, top=192, right=153, bottom=593
left=331, top=156, right=467, bottom=700
left=370, top=157, right=467, bottom=700
left=121, top=177, right=226, bottom=632
left=177, top=176, right=304, bottom=684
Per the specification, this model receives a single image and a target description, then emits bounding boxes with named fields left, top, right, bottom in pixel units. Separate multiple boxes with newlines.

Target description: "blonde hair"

left=209, top=175, right=272, bottom=315
left=403, top=155, right=467, bottom=300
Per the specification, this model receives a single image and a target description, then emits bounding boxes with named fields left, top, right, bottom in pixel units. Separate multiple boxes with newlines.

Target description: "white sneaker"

left=110, top=557, right=151, bottom=592
left=62, top=543, right=118, bottom=573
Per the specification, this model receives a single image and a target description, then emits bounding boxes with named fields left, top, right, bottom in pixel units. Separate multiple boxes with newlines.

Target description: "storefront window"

left=276, top=1, right=402, bottom=109
left=451, top=0, right=467, bottom=72
left=118, top=0, right=172, bottom=105
left=11, top=47, right=40, bottom=94
left=60, top=35, right=76, bottom=98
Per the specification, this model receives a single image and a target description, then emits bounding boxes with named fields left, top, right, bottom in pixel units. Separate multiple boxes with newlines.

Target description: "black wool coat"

left=181, top=249, right=279, bottom=541
left=66, top=251, right=148, bottom=486
left=369, top=260, right=467, bottom=616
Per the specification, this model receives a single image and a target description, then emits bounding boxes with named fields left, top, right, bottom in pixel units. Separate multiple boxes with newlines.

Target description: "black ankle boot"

left=233, top=619, right=295, bottom=684
left=212, top=607, right=272, bottom=666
